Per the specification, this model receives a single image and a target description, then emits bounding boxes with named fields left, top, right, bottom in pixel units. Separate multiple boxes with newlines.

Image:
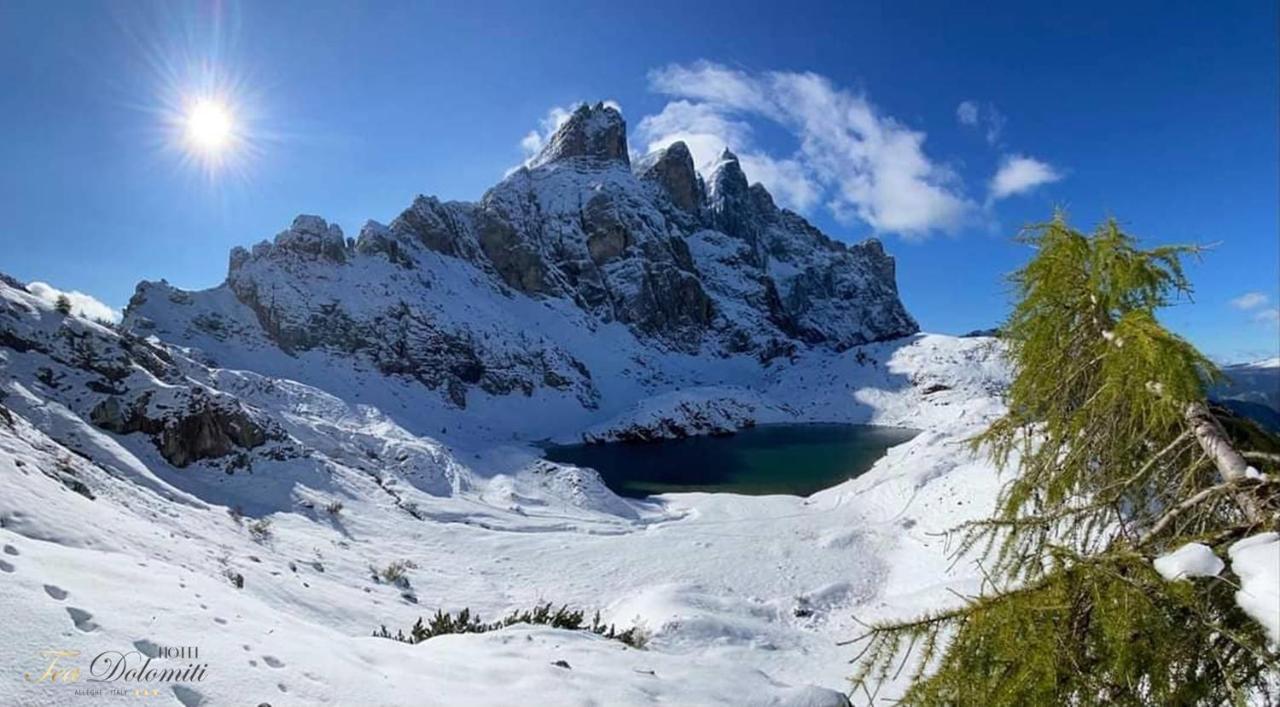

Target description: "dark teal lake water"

left=544, top=423, right=918, bottom=498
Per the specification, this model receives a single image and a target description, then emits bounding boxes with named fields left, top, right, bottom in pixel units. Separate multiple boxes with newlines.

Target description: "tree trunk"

left=1184, top=401, right=1259, bottom=522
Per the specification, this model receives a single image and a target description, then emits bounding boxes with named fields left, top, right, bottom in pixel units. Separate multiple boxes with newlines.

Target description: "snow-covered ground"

left=0, top=279, right=1013, bottom=705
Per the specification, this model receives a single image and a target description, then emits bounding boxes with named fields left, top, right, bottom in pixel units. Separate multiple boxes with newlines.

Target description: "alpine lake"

left=544, top=423, right=919, bottom=498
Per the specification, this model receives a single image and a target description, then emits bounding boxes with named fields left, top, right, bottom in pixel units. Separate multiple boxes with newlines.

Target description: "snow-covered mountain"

left=125, top=103, right=915, bottom=430
left=0, top=104, right=1012, bottom=706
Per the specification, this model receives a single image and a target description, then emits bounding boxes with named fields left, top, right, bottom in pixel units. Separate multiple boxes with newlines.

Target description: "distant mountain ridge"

left=1214, top=359, right=1280, bottom=431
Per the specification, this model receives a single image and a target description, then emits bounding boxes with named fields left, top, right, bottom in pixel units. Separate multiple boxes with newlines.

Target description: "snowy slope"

left=1, top=103, right=1010, bottom=706
left=0, top=274, right=1007, bottom=705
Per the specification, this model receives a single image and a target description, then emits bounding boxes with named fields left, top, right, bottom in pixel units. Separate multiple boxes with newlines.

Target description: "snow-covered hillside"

left=1, top=103, right=1012, bottom=706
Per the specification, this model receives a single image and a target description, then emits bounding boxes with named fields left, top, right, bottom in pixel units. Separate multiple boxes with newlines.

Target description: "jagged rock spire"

left=636, top=141, right=703, bottom=211
left=529, top=102, right=629, bottom=169
left=707, top=148, right=749, bottom=202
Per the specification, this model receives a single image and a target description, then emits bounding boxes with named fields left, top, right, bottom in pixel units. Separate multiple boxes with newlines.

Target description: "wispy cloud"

left=957, top=100, right=1006, bottom=145
left=641, top=62, right=976, bottom=239
left=988, top=154, right=1062, bottom=202
left=518, top=105, right=574, bottom=161
left=1231, top=291, right=1270, bottom=310
left=958, top=101, right=1061, bottom=205
left=1228, top=291, right=1278, bottom=329
left=26, top=281, right=120, bottom=323
left=635, top=100, right=820, bottom=211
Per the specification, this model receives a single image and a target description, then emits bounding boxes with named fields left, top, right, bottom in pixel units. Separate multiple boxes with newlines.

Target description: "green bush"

left=373, top=603, right=648, bottom=648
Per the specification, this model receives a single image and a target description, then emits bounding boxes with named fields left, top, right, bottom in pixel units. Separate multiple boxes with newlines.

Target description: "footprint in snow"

left=171, top=685, right=207, bottom=707
left=43, top=584, right=68, bottom=601
left=262, top=655, right=285, bottom=669
left=66, top=607, right=99, bottom=632
left=133, top=640, right=160, bottom=658
left=214, top=617, right=227, bottom=625
left=3, top=544, right=18, bottom=555
left=0, top=559, right=13, bottom=573
left=277, top=683, right=288, bottom=693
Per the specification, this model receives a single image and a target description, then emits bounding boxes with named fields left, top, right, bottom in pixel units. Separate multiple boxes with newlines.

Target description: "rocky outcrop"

left=581, top=392, right=776, bottom=444
left=528, top=102, right=629, bottom=169
left=0, top=284, right=280, bottom=469
left=91, top=389, right=274, bottom=468
left=387, top=196, right=481, bottom=261
left=272, top=215, right=348, bottom=263
left=637, top=141, right=703, bottom=212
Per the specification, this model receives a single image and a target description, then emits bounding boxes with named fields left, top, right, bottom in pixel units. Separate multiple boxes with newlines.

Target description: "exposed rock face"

left=0, top=283, right=282, bottom=470
left=274, top=215, right=348, bottom=263
left=387, top=196, right=481, bottom=261
left=582, top=394, right=769, bottom=444
left=123, top=102, right=917, bottom=409
left=528, top=102, right=629, bottom=169
left=91, top=390, right=273, bottom=468
left=636, top=141, right=703, bottom=212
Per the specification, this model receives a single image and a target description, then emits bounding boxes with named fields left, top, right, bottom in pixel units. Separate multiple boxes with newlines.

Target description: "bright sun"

left=185, top=99, right=234, bottom=153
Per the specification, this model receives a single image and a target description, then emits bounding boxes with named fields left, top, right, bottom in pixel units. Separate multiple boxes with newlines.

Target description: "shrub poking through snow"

left=325, top=500, right=344, bottom=515
left=373, top=604, right=648, bottom=648
left=850, top=214, right=1280, bottom=704
left=373, top=559, right=417, bottom=588
left=247, top=518, right=272, bottom=541
left=223, top=569, right=244, bottom=589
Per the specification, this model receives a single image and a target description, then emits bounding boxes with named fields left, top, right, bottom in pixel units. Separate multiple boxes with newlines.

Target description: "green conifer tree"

left=849, top=213, right=1279, bottom=705
left=54, top=294, right=72, bottom=316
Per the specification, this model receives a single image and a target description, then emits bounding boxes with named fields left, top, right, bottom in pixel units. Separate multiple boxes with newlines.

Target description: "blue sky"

left=1, top=0, right=1276, bottom=361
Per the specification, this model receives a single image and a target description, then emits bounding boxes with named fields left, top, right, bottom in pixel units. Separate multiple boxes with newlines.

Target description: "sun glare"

left=186, top=98, right=234, bottom=153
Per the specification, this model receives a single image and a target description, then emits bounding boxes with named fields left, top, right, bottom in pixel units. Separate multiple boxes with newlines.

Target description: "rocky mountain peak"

left=272, top=215, right=348, bottom=263
left=529, top=102, right=629, bottom=169
left=707, top=149, right=750, bottom=203
left=636, top=141, right=703, bottom=212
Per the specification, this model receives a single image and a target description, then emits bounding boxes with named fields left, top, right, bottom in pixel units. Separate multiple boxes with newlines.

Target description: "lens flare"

left=185, top=98, right=234, bottom=153
left=124, top=1, right=267, bottom=183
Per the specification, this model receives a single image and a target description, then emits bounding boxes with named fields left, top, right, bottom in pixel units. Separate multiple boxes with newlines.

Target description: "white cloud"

left=957, top=100, right=1006, bottom=145
left=984, top=111, right=1007, bottom=145
left=643, top=62, right=975, bottom=238
left=518, top=105, right=574, bottom=161
left=988, top=154, right=1062, bottom=201
left=1228, top=292, right=1279, bottom=328
left=1231, top=292, right=1269, bottom=310
left=649, top=63, right=780, bottom=118
left=738, top=153, right=821, bottom=212
left=636, top=100, right=754, bottom=170
left=635, top=100, right=821, bottom=211
left=26, top=281, right=120, bottom=323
